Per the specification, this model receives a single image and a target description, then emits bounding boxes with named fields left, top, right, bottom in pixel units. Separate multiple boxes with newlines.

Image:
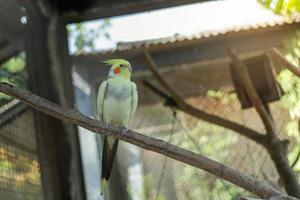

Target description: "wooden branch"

left=228, top=48, right=300, bottom=197
left=292, top=120, right=300, bottom=169
left=143, top=50, right=266, bottom=145
left=239, top=197, right=292, bottom=200
left=0, top=82, right=295, bottom=200
left=143, top=51, right=186, bottom=105
left=291, top=148, right=300, bottom=169
left=268, top=48, right=300, bottom=79
left=142, top=80, right=177, bottom=107
left=227, top=47, right=277, bottom=140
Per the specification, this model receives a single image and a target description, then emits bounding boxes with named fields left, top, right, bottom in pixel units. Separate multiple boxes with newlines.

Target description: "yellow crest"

left=102, top=59, right=130, bottom=66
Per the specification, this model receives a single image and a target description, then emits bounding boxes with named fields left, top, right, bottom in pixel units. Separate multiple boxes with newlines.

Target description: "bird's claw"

left=121, top=127, right=129, bottom=134
left=104, top=122, right=111, bottom=130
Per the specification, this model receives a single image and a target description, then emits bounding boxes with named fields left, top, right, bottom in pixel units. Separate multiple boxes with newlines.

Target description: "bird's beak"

left=113, top=67, right=121, bottom=74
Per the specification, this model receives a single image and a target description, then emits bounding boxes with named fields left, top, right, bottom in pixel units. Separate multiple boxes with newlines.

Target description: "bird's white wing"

left=97, top=80, right=108, bottom=121
left=130, top=82, right=138, bottom=119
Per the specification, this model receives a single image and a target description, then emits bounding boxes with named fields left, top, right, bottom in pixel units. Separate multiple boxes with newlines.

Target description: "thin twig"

left=143, top=50, right=266, bottom=146
left=268, top=48, right=300, bottom=79
left=175, top=117, right=201, bottom=153
left=155, top=111, right=176, bottom=200
left=292, top=120, right=300, bottom=169
left=239, top=197, right=296, bottom=200
left=0, top=82, right=295, bottom=199
left=143, top=81, right=202, bottom=152
left=143, top=80, right=176, bottom=107
left=143, top=51, right=185, bottom=105
left=291, top=148, right=300, bottom=169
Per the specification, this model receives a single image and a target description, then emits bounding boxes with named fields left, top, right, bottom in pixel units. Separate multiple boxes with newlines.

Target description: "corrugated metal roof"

left=97, top=14, right=300, bottom=54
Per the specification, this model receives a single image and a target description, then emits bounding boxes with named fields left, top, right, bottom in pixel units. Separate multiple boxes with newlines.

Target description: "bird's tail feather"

left=101, top=178, right=107, bottom=196
left=101, top=136, right=119, bottom=193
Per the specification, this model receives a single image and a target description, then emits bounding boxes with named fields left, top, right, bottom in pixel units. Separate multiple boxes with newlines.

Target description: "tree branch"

left=227, top=47, right=277, bottom=140
left=143, top=80, right=177, bottom=107
left=291, top=148, right=300, bottom=169
left=292, top=120, right=300, bottom=169
left=268, top=48, right=300, bottom=79
left=143, top=50, right=266, bottom=145
left=239, top=197, right=293, bottom=200
left=228, top=47, right=300, bottom=197
left=0, top=82, right=296, bottom=200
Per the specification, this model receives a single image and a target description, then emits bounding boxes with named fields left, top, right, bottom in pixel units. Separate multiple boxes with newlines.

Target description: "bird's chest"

left=105, top=83, right=131, bottom=100
left=103, top=80, right=132, bottom=124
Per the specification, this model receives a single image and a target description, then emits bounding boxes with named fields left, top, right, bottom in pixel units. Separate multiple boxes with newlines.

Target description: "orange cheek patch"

left=113, top=67, right=121, bottom=74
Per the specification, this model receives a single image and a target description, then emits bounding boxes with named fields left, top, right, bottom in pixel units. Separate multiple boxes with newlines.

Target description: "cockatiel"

left=97, top=59, right=138, bottom=194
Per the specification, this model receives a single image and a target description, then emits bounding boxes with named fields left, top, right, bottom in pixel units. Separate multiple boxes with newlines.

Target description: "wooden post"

left=25, top=2, right=86, bottom=200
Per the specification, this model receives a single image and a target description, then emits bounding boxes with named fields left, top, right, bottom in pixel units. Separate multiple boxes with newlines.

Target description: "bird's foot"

left=121, top=127, right=130, bottom=135
left=104, top=122, right=111, bottom=130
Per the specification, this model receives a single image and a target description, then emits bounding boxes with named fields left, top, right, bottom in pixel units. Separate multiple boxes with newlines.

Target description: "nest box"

left=230, top=54, right=283, bottom=109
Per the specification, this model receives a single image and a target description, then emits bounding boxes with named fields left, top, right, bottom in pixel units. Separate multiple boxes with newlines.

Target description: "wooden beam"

left=63, top=0, right=211, bottom=23
left=25, top=2, right=86, bottom=200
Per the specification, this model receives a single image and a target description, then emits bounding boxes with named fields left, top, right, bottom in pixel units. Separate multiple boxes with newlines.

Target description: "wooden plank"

left=25, top=2, right=86, bottom=200
left=230, top=54, right=283, bottom=108
left=63, top=0, right=211, bottom=23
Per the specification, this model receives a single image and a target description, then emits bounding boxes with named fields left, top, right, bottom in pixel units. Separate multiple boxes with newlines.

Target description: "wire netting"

left=0, top=50, right=43, bottom=199
left=113, top=85, right=297, bottom=200
left=0, top=100, right=43, bottom=200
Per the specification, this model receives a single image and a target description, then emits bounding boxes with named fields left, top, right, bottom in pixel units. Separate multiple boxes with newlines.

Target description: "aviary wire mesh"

left=114, top=86, right=295, bottom=200
left=0, top=101, right=43, bottom=200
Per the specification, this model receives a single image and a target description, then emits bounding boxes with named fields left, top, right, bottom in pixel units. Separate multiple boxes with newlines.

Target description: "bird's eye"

left=120, top=64, right=124, bottom=68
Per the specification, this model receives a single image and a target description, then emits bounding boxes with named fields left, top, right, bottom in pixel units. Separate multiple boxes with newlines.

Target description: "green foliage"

left=0, top=160, right=13, bottom=171
left=277, top=69, right=300, bottom=112
left=130, top=174, right=167, bottom=200
left=176, top=165, right=248, bottom=200
left=142, top=174, right=155, bottom=199
left=259, top=0, right=300, bottom=169
left=176, top=125, right=248, bottom=199
left=285, top=119, right=300, bottom=141
left=211, top=179, right=247, bottom=200
left=275, top=29, right=300, bottom=168
left=278, top=31, right=300, bottom=116
left=289, top=145, right=300, bottom=170
left=67, top=19, right=111, bottom=53
left=0, top=148, right=42, bottom=200
left=207, top=89, right=237, bottom=105
left=0, top=53, right=27, bottom=106
left=156, top=113, right=247, bottom=199
left=258, top=0, right=300, bottom=14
